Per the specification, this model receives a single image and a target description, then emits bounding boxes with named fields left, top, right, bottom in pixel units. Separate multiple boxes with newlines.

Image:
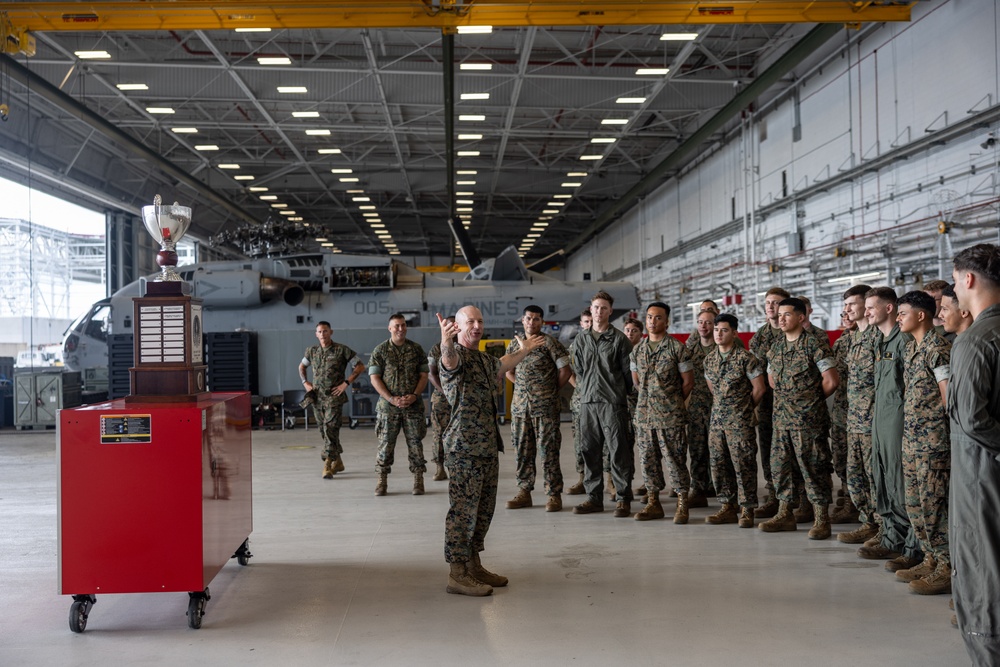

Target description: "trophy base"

left=143, top=281, right=187, bottom=297
left=126, top=366, right=208, bottom=403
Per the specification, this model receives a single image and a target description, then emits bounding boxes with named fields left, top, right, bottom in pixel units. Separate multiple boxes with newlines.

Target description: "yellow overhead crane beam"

left=1, top=2, right=912, bottom=48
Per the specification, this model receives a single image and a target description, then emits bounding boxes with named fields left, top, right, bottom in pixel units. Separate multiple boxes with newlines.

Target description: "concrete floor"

left=0, top=422, right=966, bottom=666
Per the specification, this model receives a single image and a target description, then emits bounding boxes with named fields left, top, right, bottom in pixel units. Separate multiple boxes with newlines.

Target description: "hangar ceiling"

left=0, top=2, right=911, bottom=263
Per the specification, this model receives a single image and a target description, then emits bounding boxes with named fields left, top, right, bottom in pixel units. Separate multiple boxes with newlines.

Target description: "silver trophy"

left=141, top=194, right=192, bottom=281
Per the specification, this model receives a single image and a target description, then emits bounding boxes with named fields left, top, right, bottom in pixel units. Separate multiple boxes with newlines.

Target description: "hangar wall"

left=567, top=0, right=1000, bottom=332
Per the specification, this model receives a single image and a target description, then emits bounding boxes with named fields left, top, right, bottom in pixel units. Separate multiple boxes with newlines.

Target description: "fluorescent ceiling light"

left=827, top=271, right=884, bottom=284
left=460, top=63, right=493, bottom=70
left=259, top=195, right=278, bottom=200
left=248, top=186, right=268, bottom=192
left=279, top=210, right=297, bottom=216
left=340, top=177, right=359, bottom=182
left=457, top=151, right=480, bottom=157
left=459, top=114, right=486, bottom=121
left=317, top=148, right=342, bottom=154
left=457, top=25, right=493, bottom=34
left=527, top=234, right=541, bottom=238
left=370, top=223, right=385, bottom=228
left=458, top=134, right=483, bottom=140
left=146, top=107, right=175, bottom=114
left=315, top=237, right=329, bottom=242
left=359, top=205, right=376, bottom=210
left=553, top=194, right=571, bottom=199
left=277, top=86, right=308, bottom=93
left=305, top=129, right=331, bottom=136
left=456, top=199, right=474, bottom=205
left=562, top=182, right=582, bottom=187
left=457, top=180, right=477, bottom=185
left=218, top=163, right=240, bottom=169
left=194, top=144, right=219, bottom=151
left=258, top=57, right=291, bottom=65
left=456, top=191, right=474, bottom=196
left=579, top=155, right=604, bottom=160
left=363, top=212, right=380, bottom=217
left=347, top=189, right=365, bottom=193
left=601, top=119, right=629, bottom=125
left=543, top=209, right=558, bottom=214
left=460, top=93, right=490, bottom=100
left=636, top=68, right=670, bottom=76
left=352, top=196, right=371, bottom=202
left=567, top=172, right=588, bottom=177
left=271, top=203, right=288, bottom=208
left=546, top=202, right=564, bottom=207
left=75, top=50, right=111, bottom=59
left=321, top=242, right=335, bottom=247
left=457, top=170, right=478, bottom=175
left=591, top=138, right=616, bottom=143
left=234, top=175, right=255, bottom=181
left=171, top=127, right=198, bottom=133
left=288, top=217, right=303, bottom=221
left=616, top=97, right=647, bottom=104
left=456, top=207, right=473, bottom=212
left=116, top=83, right=148, bottom=91
left=330, top=168, right=353, bottom=174
left=292, top=111, right=320, bottom=118
left=661, top=32, right=698, bottom=41
left=235, top=27, right=271, bottom=32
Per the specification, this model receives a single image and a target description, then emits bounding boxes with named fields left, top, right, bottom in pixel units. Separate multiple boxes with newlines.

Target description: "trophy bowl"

left=141, top=195, right=192, bottom=281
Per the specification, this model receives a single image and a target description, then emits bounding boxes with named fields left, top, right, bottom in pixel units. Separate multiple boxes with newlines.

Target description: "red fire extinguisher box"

left=58, top=393, right=252, bottom=596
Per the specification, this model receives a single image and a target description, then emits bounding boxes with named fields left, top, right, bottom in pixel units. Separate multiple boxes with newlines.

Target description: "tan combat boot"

left=606, top=473, right=616, bottom=498
left=863, top=525, right=885, bottom=548
left=830, top=497, right=859, bottom=523
left=687, top=488, right=708, bottom=508
left=885, top=554, right=922, bottom=572
left=447, top=562, right=493, bottom=596
left=545, top=494, right=562, bottom=512
left=793, top=502, right=814, bottom=524
left=673, top=492, right=690, bottom=525
left=896, top=556, right=936, bottom=583
left=332, top=455, right=345, bottom=474
left=567, top=473, right=585, bottom=495
left=706, top=503, right=739, bottom=525
left=322, top=459, right=335, bottom=479
left=754, top=491, right=779, bottom=519
left=759, top=501, right=797, bottom=532
left=412, top=473, right=425, bottom=496
left=469, top=552, right=508, bottom=587
left=909, top=562, right=952, bottom=595
left=738, top=506, right=754, bottom=528
left=506, top=488, right=532, bottom=509
left=433, top=462, right=448, bottom=481
left=635, top=490, right=665, bottom=521
left=375, top=471, right=388, bottom=496
left=807, top=503, right=831, bottom=540
left=613, top=500, right=631, bottom=518
left=837, top=522, right=879, bottom=544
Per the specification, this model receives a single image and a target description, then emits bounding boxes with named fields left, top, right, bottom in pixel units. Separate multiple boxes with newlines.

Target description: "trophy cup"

left=127, top=194, right=206, bottom=401
left=142, top=194, right=192, bottom=282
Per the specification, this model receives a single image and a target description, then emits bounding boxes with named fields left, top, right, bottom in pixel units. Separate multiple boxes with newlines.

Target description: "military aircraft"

left=63, top=246, right=640, bottom=397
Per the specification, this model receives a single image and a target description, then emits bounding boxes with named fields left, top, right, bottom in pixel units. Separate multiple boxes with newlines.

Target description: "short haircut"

left=942, top=284, right=957, bottom=300
left=865, top=286, right=898, bottom=305
left=715, top=313, right=739, bottom=330
left=701, top=299, right=719, bottom=310
left=591, top=290, right=614, bottom=306
left=523, top=305, right=544, bottom=317
left=624, top=317, right=643, bottom=331
left=898, top=290, right=937, bottom=317
left=765, top=287, right=791, bottom=299
left=646, top=301, right=671, bottom=318
left=796, top=295, right=812, bottom=309
left=580, top=308, right=591, bottom=318
left=923, top=279, right=950, bottom=293
left=954, top=243, right=1000, bottom=287
left=778, top=297, right=806, bottom=315
left=388, top=312, right=406, bottom=322
left=843, top=284, right=872, bottom=300
left=317, top=320, right=332, bottom=328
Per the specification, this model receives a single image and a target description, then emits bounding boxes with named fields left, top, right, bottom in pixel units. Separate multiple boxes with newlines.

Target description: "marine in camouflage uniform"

left=428, top=342, right=453, bottom=477
left=685, top=332, right=716, bottom=496
left=631, top=335, right=694, bottom=498
left=844, top=323, right=881, bottom=532
left=749, top=321, right=784, bottom=499
left=901, top=315, right=952, bottom=579
left=369, top=332, right=428, bottom=479
left=505, top=333, right=570, bottom=499
left=704, top=344, right=764, bottom=511
left=766, top=315, right=836, bottom=516
left=299, top=322, right=364, bottom=474
left=829, top=330, right=851, bottom=494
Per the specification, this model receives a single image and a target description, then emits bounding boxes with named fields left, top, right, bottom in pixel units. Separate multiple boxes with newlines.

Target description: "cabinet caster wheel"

left=233, top=538, right=252, bottom=566
left=187, top=588, right=211, bottom=629
left=69, top=595, right=96, bottom=633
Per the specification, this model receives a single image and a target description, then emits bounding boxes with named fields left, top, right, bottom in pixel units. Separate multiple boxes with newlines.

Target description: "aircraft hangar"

left=0, top=1, right=994, bottom=664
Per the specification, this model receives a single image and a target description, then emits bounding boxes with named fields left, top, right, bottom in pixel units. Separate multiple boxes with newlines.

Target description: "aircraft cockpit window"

left=83, top=305, right=112, bottom=343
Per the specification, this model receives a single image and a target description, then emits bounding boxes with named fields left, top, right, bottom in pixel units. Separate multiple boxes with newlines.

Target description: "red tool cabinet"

left=58, top=392, right=253, bottom=631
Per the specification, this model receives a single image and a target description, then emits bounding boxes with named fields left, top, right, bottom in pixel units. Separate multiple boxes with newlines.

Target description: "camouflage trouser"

left=313, top=399, right=344, bottom=459
left=430, top=395, right=451, bottom=464
left=444, top=453, right=498, bottom=563
left=375, top=411, right=427, bottom=474
left=903, top=441, right=950, bottom=565
left=708, top=428, right=759, bottom=508
left=846, top=431, right=879, bottom=525
left=687, top=412, right=713, bottom=493
left=571, top=409, right=584, bottom=474
left=637, top=426, right=689, bottom=495
left=511, top=412, right=563, bottom=495
left=830, top=422, right=848, bottom=483
left=579, top=403, right=633, bottom=503
left=771, top=427, right=833, bottom=507
left=756, top=389, right=774, bottom=492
